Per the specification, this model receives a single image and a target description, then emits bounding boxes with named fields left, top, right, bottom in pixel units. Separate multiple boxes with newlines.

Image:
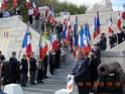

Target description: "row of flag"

left=22, top=25, right=59, bottom=59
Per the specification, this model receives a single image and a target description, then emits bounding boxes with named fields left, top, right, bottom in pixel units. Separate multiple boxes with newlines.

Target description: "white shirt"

left=28, top=9, right=34, bottom=15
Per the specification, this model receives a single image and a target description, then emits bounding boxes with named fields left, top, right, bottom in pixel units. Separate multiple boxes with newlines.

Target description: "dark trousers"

left=41, top=24, right=45, bottom=32
left=55, top=58, right=60, bottom=68
left=20, top=73, right=27, bottom=85
left=30, top=71, right=36, bottom=84
left=37, top=69, right=44, bottom=82
left=29, top=15, right=33, bottom=24
left=77, top=85, right=89, bottom=94
left=49, top=63, right=55, bottom=75
left=10, top=71, right=16, bottom=83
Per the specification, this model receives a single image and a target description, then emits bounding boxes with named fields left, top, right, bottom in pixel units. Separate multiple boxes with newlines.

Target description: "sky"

left=58, top=0, right=125, bottom=11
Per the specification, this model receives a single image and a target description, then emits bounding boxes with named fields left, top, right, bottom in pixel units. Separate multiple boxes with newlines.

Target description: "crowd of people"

left=0, top=43, right=61, bottom=87
left=0, top=7, right=20, bottom=18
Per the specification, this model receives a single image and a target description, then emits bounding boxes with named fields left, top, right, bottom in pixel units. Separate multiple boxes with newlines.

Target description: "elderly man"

left=71, top=50, right=90, bottom=94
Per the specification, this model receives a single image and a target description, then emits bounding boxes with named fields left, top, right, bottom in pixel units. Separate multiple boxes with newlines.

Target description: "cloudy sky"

left=59, top=0, right=125, bottom=11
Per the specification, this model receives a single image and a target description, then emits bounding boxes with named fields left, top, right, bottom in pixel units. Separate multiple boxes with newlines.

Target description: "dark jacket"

left=0, top=54, right=5, bottom=61
left=117, top=31, right=125, bottom=44
left=29, top=58, right=37, bottom=71
left=97, top=39, right=106, bottom=51
left=109, top=34, right=117, bottom=45
left=21, top=59, right=28, bottom=73
left=72, top=57, right=90, bottom=83
left=56, top=24, right=63, bottom=33
left=9, top=57, right=18, bottom=72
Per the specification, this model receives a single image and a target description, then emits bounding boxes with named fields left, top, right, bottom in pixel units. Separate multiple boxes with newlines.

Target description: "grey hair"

left=77, top=50, right=84, bottom=56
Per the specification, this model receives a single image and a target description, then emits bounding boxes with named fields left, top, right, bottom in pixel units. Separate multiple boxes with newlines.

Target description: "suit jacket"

left=72, top=57, right=90, bottom=83
left=9, top=57, right=18, bottom=72
left=21, top=58, right=28, bottom=73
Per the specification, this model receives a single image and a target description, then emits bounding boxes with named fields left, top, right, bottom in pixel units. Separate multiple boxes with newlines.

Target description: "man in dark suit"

left=71, top=50, right=90, bottom=94
left=9, top=52, right=19, bottom=83
left=20, top=54, right=28, bottom=87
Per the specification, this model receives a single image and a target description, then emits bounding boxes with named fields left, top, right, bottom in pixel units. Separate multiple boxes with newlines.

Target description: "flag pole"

left=18, top=47, right=22, bottom=59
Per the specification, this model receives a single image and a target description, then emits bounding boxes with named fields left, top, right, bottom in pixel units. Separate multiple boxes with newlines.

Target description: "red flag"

left=117, top=10, right=121, bottom=30
left=26, top=0, right=31, bottom=7
left=4, top=0, right=8, bottom=8
left=12, top=0, right=17, bottom=7
left=1, top=0, right=5, bottom=10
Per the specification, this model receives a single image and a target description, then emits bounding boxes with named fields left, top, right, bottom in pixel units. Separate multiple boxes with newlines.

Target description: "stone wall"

left=0, top=15, right=40, bottom=60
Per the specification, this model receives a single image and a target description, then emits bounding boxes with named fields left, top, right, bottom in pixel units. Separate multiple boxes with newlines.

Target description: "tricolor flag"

left=26, top=0, right=31, bottom=7
left=1, top=0, right=8, bottom=9
left=108, top=14, right=113, bottom=33
left=67, top=74, right=74, bottom=92
left=78, top=26, right=84, bottom=49
left=1, top=0, right=5, bottom=9
left=12, top=0, right=18, bottom=7
left=51, top=33, right=59, bottom=52
left=32, top=0, right=38, bottom=16
left=122, top=4, right=125, bottom=20
left=65, top=17, right=71, bottom=45
left=117, top=10, right=121, bottom=30
left=51, top=11, right=57, bottom=24
left=82, top=24, right=91, bottom=54
left=47, top=8, right=52, bottom=21
left=4, top=32, right=8, bottom=37
left=72, top=16, right=78, bottom=57
left=22, top=25, right=32, bottom=58
left=63, top=12, right=68, bottom=24
left=4, top=0, right=8, bottom=8
left=93, top=12, right=101, bottom=39
left=42, top=32, right=48, bottom=58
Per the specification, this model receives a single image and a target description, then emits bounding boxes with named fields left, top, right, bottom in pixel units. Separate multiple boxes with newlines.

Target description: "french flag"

left=78, top=26, right=84, bottom=50
left=117, top=10, right=121, bottom=30
left=108, top=15, right=113, bottom=33
left=122, top=4, right=125, bottom=20
left=51, top=33, right=59, bottom=51
left=4, top=0, right=8, bottom=8
left=93, top=12, right=101, bottom=39
left=1, top=0, right=5, bottom=10
left=82, top=24, right=91, bottom=54
left=12, top=0, right=18, bottom=7
left=4, top=32, right=8, bottom=37
left=63, top=12, right=68, bottom=24
left=26, top=0, right=31, bottom=7
left=72, top=16, right=78, bottom=57
left=47, top=9, right=52, bottom=21
left=22, top=25, right=32, bottom=58
left=32, top=0, right=38, bottom=16
left=65, top=18, right=71, bottom=45
left=42, top=33, right=48, bottom=58
left=51, top=11, right=57, bottom=24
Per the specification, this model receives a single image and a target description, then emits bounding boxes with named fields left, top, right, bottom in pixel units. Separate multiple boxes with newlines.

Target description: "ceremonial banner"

left=67, top=74, right=74, bottom=92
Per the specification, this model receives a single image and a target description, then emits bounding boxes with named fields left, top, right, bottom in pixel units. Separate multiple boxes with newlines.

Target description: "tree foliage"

left=6, top=0, right=87, bottom=22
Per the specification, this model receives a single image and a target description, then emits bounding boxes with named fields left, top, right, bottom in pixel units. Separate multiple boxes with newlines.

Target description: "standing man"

left=71, top=50, right=90, bottom=94
left=20, top=54, right=28, bottom=87
left=9, top=52, right=19, bottom=83
left=28, top=7, right=34, bottom=24
left=29, top=52, right=37, bottom=85
left=0, top=51, right=5, bottom=61
left=40, top=14, right=45, bottom=32
left=56, top=21, right=63, bottom=42
left=35, top=11, right=40, bottom=28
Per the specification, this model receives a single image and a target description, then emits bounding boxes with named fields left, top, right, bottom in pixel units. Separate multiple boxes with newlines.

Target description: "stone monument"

left=86, top=0, right=113, bottom=13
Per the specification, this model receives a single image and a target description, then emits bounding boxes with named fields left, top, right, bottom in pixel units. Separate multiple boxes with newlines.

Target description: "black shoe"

left=31, top=83, right=37, bottom=85
left=21, top=84, right=27, bottom=87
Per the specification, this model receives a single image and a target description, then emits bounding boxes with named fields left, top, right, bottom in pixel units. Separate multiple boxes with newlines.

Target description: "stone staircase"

left=22, top=47, right=79, bottom=94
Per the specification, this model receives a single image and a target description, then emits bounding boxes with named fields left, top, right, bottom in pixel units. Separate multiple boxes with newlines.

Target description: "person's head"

left=31, top=52, right=34, bottom=58
left=94, top=44, right=99, bottom=50
left=76, top=50, right=84, bottom=60
left=59, top=21, right=61, bottom=24
left=23, top=54, right=26, bottom=59
left=12, top=52, right=16, bottom=57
